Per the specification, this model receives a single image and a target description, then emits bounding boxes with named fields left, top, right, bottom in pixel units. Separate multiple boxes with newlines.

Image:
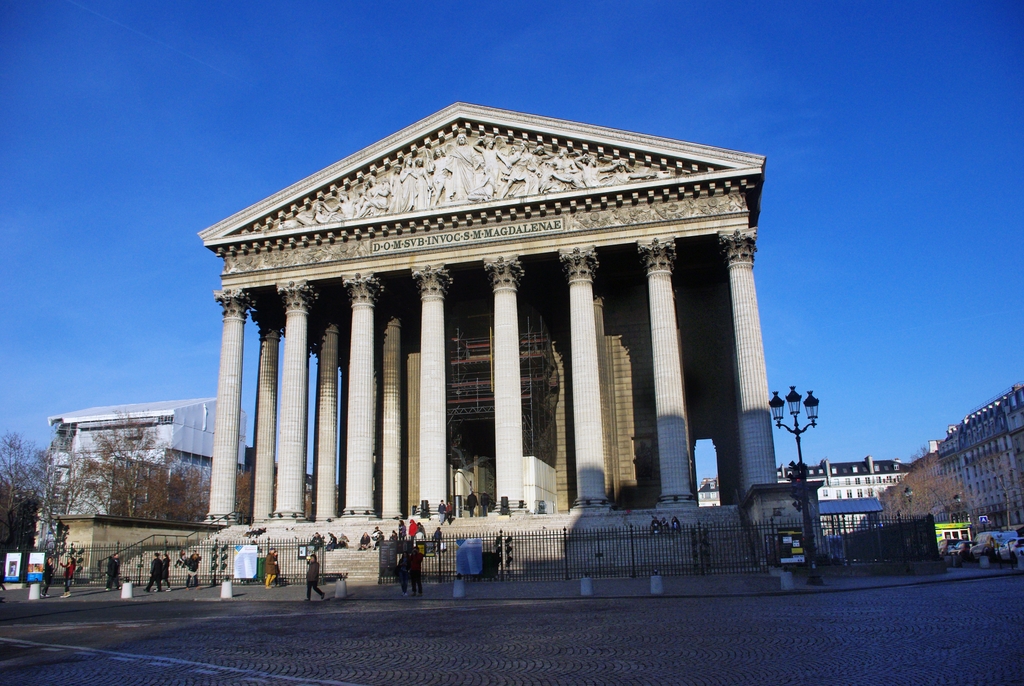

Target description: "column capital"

left=720, top=229, right=757, bottom=267
left=638, top=238, right=676, bottom=275
left=413, top=265, right=452, bottom=301
left=559, top=247, right=598, bottom=284
left=344, top=273, right=382, bottom=307
left=277, top=280, right=317, bottom=314
left=484, top=256, right=523, bottom=292
left=214, top=288, right=252, bottom=321
left=251, top=306, right=284, bottom=339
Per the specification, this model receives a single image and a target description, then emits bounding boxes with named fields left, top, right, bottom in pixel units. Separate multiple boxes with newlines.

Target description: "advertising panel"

left=4, top=552, right=22, bottom=583
left=233, top=545, right=258, bottom=579
left=26, top=552, right=45, bottom=583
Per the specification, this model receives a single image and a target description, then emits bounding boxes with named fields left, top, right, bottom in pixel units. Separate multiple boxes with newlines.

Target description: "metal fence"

left=0, top=539, right=342, bottom=588
left=378, top=515, right=940, bottom=584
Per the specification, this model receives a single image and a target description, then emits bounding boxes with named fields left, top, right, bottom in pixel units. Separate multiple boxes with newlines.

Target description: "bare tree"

left=0, top=432, right=44, bottom=545
left=879, top=447, right=961, bottom=519
left=86, top=415, right=165, bottom=518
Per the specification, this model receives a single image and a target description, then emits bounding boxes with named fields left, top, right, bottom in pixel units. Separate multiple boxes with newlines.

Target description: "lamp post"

left=769, top=386, right=823, bottom=586
left=903, top=487, right=913, bottom=516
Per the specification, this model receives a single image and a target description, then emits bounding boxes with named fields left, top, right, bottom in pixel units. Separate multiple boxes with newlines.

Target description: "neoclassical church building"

left=200, top=104, right=777, bottom=522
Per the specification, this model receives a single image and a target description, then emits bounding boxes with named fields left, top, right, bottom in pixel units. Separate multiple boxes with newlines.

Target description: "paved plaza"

left=0, top=571, right=1020, bottom=685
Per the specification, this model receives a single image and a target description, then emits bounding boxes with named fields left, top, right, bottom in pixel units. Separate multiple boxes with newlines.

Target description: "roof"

left=48, top=399, right=216, bottom=426
left=819, top=498, right=884, bottom=515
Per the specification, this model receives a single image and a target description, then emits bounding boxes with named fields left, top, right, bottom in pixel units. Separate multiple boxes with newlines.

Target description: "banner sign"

left=455, top=538, right=483, bottom=576
left=4, top=552, right=22, bottom=583
left=26, top=552, right=45, bottom=583
left=233, top=545, right=258, bottom=579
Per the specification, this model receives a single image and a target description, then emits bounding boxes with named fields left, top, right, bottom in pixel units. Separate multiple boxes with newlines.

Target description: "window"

left=822, top=489, right=829, bottom=497
left=836, top=490, right=842, bottom=499
left=868, top=488, right=874, bottom=497
left=852, top=466, right=858, bottom=473
left=857, top=489, right=863, bottom=498
left=845, top=478, right=851, bottom=486
left=855, top=478, right=861, bottom=485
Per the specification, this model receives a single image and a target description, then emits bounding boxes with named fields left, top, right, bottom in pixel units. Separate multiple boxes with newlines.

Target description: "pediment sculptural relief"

left=274, top=130, right=683, bottom=231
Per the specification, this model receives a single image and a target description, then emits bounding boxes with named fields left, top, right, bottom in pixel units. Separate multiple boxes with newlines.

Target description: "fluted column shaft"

left=275, top=280, right=316, bottom=518
left=382, top=317, right=402, bottom=519
left=414, top=266, right=452, bottom=513
left=315, top=324, right=340, bottom=520
left=208, top=289, right=251, bottom=519
left=721, top=231, right=777, bottom=491
left=560, top=248, right=608, bottom=508
left=343, top=275, right=381, bottom=517
left=640, top=239, right=695, bottom=505
left=487, top=257, right=526, bottom=509
left=252, top=326, right=280, bottom=521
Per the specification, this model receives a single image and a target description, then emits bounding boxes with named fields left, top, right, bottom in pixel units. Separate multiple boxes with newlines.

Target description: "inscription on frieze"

left=372, top=218, right=565, bottom=255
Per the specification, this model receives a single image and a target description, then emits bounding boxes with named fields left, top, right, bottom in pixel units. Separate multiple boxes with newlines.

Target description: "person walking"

left=186, top=552, right=201, bottom=590
left=437, top=500, right=447, bottom=524
left=161, top=553, right=171, bottom=591
left=145, top=553, right=163, bottom=593
left=408, top=546, right=424, bottom=596
left=466, top=491, right=478, bottom=517
left=305, top=553, right=325, bottom=601
left=408, top=518, right=418, bottom=539
left=264, top=548, right=279, bottom=588
left=60, top=556, right=76, bottom=598
left=480, top=492, right=491, bottom=517
left=397, top=550, right=410, bottom=596
left=105, top=553, right=120, bottom=591
left=42, top=556, right=54, bottom=597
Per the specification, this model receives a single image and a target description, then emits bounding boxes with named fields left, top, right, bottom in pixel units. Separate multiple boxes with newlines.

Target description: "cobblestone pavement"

left=0, top=575, right=1020, bottom=685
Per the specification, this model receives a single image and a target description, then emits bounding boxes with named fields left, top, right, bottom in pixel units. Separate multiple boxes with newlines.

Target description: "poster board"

left=455, top=538, right=483, bottom=576
left=26, top=552, right=45, bottom=583
left=4, top=552, right=22, bottom=583
left=778, top=529, right=805, bottom=564
left=233, top=545, right=258, bottom=579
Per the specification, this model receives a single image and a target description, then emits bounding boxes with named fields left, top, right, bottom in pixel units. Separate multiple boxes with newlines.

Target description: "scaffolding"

left=446, top=317, right=558, bottom=464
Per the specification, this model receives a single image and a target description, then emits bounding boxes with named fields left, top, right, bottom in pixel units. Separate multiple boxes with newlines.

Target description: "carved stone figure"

left=445, top=134, right=481, bottom=203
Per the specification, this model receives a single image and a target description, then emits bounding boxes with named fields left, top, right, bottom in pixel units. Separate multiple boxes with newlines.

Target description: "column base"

left=341, top=510, right=379, bottom=519
left=270, top=511, right=307, bottom=521
left=571, top=497, right=611, bottom=512
left=656, top=495, right=698, bottom=511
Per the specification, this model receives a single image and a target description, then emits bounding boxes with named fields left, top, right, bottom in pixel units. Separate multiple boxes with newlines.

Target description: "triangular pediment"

left=200, top=103, right=764, bottom=245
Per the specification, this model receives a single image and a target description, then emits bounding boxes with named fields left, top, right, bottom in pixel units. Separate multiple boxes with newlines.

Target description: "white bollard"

left=335, top=579, right=348, bottom=599
left=1017, top=554, right=1024, bottom=572
left=28, top=583, right=40, bottom=600
left=121, top=582, right=134, bottom=599
left=979, top=556, right=991, bottom=569
left=220, top=580, right=233, bottom=599
left=650, top=574, right=664, bottom=596
left=780, top=570, right=795, bottom=591
left=580, top=576, right=594, bottom=596
left=453, top=578, right=466, bottom=599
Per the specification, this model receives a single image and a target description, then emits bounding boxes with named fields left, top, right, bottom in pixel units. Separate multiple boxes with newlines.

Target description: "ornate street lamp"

left=903, top=487, right=913, bottom=516
left=769, top=386, right=823, bottom=586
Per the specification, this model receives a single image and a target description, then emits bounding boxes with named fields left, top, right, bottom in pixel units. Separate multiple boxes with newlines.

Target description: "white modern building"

left=47, top=399, right=247, bottom=514
left=777, top=456, right=906, bottom=502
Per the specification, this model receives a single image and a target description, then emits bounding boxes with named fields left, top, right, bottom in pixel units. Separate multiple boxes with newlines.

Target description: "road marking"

left=0, top=637, right=368, bottom=686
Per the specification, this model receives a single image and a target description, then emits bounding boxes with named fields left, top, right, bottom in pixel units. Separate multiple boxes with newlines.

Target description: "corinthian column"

left=343, top=274, right=381, bottom=517
left=413, top=265, right=451, bottom=514
left=382, top=317, right=402, bottom=519
left=275, top=280, right=317, bottom=519
left=315, top=323, right=340, bottom=520
left=252, top=321, right=281, bottom=521
left=208, top=289, right=251, bottom=520
left=559, top=248, right=608, bottom=509
left=486, top=256, right=525, bottom=510
left=639, top=238, right=695, bottom=507
left=720, top=230, right=777, bottom=491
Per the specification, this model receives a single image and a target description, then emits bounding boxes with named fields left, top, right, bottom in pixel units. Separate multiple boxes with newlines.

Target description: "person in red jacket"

left=60, top=556, right=76, bottom=598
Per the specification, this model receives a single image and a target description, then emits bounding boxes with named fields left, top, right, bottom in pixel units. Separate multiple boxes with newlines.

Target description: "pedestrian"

left=371, top=526, right=383, bottom=550
left=437, top=500, right=447, bottom=524
left=670, top=516, right=681, bottom=532
left=408, top=518, right=419, bottom=539
left=60, top=555, right=76, bottom=598
left=398, top=520, right=406, bottom=539
left=358, top=532, right=371, bottom=550
left=466, top=491, right=478, bottom=517
left=264, top=548, right=279, bottom=588
left=42, top=556, right=54, bottom=597
left=397, top=550, right=410, bottom=596
left=305, top=553, right=325, bottom=600
left=186, top=552, right=201, bottom=589
left=145, top=553, right=163, bottom=593
left=447, top=505, right=455, bottom=525
left=480, top=492, right=491, bottom=517
left=408, top=546, right=424, bottom=596
left=161, top=553, right=171, bottom=591
left=105, top=553, right=120, bottom=591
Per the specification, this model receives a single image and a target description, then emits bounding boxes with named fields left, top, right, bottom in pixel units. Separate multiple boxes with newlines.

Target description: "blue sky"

left=1, top=1, right=1021, bottom=481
